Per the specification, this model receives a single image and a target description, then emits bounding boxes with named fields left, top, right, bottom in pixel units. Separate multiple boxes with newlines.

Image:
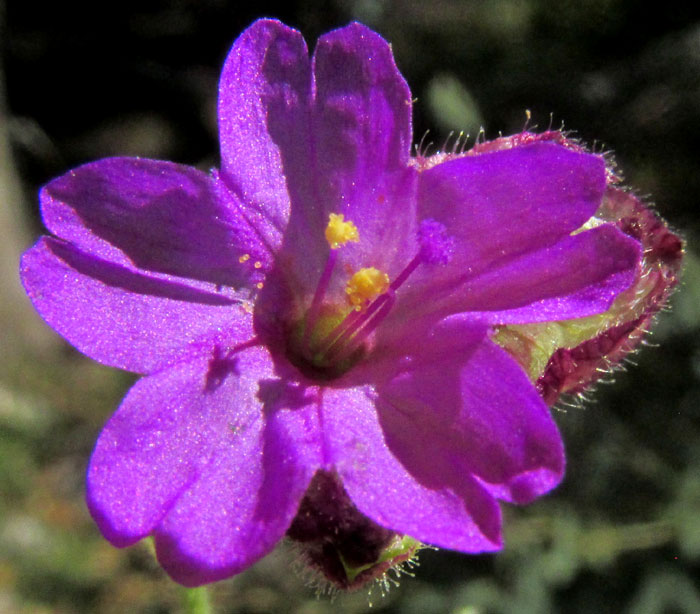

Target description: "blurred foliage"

left=2, top=0, right=700, bottom=612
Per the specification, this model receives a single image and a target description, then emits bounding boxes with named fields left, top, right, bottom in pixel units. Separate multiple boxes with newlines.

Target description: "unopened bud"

left=287, top=471, right=422, bottom=591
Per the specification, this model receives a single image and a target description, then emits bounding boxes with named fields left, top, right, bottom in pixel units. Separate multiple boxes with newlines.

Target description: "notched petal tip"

left=313, top=19, right=413, bottom=174
left=317, top=20, right=396, bottom=62
left=217, top=16, right=311, bottom=245
left=314, top=19, right=411, bottom=105
left=85, top=491, right=145, bottom=549
left=224, top=18, right=306, bottom=67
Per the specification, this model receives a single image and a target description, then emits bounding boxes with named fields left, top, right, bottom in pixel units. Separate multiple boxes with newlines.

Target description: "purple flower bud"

left=485, top=132, right=683, bottom=405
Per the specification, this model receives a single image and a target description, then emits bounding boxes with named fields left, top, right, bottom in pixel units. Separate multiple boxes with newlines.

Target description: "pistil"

left=322, top=291, right=396, bottom=365
left=302, top=248, right=338, bottom=351
left=315, top=270, right=392, bottom=363
left=303, top=214, right=359, bottom=353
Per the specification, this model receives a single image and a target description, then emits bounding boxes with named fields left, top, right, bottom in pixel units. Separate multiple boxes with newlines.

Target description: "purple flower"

left=20, top=19, right=643, bottom=587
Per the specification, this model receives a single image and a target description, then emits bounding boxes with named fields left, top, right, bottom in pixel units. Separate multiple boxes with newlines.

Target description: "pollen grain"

left=346, top=267, right=390, bottom=310
left=325, top=213, right=359, bottom=249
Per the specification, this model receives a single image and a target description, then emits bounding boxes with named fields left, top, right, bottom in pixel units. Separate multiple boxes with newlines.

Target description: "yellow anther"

left=346, top=267, right=390, bottom=310
left=254, top=261, right=262, bottom=269
left=239, top=254, right=250, bottom=263
left=325, top=213, right=359, bottom=249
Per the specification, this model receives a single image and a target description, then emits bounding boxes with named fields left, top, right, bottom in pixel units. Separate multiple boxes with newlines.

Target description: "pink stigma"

left=417, top=219, right=454, bottom=265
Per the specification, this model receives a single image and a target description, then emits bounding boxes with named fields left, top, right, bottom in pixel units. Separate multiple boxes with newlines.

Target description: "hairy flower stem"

left=180, top=586, right=212, bottom=614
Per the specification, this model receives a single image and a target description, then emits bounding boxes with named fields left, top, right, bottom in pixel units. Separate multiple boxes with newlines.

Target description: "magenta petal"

left=314, top=23, right=411, bottom=178
left=388, top=142, right=643, bottom=326
left=88, top=347, right=321, bottom=586
left=418, top=143, right=607, bottom=272
left=41, top=157, right=263, bottom=287
left=390, top=220, right=640, bottom=329
left=87, top=358, right=215, bottom=547
left=21, top=238, right=252, bottom=373
left=376, top=319, right=565, bottom=505
left=154, top=389, right=322, bottom=584
left=456, top=224, right=641, bottom=324
left=218, top=19, right=312, bottom=252
left=321, top=386, right=502, bottom=552
left=311, top=23, right=415, bottom=259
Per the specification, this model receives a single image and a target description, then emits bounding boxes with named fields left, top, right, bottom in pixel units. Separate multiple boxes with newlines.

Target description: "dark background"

left=2, top=1, right=700, bottom=612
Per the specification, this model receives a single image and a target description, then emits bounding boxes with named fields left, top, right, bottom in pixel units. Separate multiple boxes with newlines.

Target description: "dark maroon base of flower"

left=287, top=470, right=399, bottom=590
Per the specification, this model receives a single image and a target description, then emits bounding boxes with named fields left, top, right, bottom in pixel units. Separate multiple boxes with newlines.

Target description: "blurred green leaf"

left=425, top=73, right=485, bottom=138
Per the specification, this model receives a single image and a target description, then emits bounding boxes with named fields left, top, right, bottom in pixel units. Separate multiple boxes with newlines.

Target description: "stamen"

left=324, top=291, right=396, bottom=364
left=316, top=219, right=455, bottom=364
left=304, top=213, right=361, bottom=351
left=345, top=267, right=390, bottom=311
left=316, top=307, right=363, bottom=354
left=302, top=217, right=456, bottom=374
left=303, top=250, right=339, bottom=350
left=325, top=213, right=359, bottom=249
left=315, top=288, right=392, bottom=361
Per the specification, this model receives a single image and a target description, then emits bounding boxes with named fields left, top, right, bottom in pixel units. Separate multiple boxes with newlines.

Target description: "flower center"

left=286, top=213, right=454, bottom=380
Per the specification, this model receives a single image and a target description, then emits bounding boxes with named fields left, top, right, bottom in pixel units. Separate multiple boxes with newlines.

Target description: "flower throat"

left=286, top=213, right=454, bottom=380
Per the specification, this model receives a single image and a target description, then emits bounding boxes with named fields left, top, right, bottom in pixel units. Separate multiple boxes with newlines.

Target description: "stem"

left=180, top=586, right=213, bottom=614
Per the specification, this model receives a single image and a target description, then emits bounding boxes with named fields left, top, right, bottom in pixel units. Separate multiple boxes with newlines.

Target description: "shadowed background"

left=2, top=1, right=700, bottom=612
